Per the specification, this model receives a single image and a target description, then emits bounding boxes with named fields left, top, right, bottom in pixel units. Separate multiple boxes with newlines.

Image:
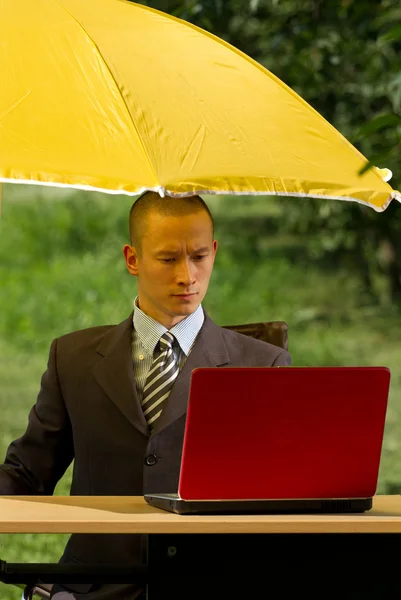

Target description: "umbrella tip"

left=376, top=167, right=392, bottom=182
left=392, top=190, right=401, bottom=204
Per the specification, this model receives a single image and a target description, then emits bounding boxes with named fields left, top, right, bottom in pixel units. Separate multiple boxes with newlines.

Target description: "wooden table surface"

left=0, top=495, right=401, bottom=534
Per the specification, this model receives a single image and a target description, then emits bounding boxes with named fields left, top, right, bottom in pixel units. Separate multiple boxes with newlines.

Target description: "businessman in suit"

left=0, top=192, right=291, bottom=599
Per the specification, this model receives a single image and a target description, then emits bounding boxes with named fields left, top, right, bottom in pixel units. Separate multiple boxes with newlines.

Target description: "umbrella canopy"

left=0, top=0, right=400, bottom=211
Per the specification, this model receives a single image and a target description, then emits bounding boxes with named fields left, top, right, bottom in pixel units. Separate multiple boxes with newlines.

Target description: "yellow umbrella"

left=0, top=0, right=400, bottom=211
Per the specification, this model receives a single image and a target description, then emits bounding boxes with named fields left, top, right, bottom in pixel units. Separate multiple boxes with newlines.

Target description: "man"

left=0, top=192, right=291, bottom=599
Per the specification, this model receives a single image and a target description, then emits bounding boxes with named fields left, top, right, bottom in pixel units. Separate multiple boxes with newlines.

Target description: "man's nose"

left=176, top=259, right=196, bottom=285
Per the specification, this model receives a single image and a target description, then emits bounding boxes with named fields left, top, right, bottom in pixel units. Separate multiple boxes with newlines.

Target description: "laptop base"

left=144, top=493, right=372, bottom=514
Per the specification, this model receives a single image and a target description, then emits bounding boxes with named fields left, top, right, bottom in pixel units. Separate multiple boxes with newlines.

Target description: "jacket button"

left=145, top=454, right=157, bottom=466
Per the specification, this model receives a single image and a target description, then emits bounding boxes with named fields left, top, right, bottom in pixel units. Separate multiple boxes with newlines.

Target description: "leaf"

left=379, top=25, right=401, bottom=43
left=389, top=72, right=401, bottom=113
left=356, top=113, right=401, bottom=138
left=358, top=160, right=375, bottom=176
left=250, top=0, right=260, bottom=13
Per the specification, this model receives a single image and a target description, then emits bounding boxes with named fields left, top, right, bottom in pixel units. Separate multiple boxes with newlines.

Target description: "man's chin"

left=169, top=296, right=200, bottom=314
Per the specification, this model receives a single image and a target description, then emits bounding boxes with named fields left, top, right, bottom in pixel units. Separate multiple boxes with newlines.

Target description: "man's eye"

left=194, top=255, right=207, bottom=261
left=161, top=258, right=175, bottom=263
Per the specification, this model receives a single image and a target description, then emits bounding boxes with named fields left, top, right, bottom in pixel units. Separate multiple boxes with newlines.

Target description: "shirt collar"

left=133, top=297, right=204, bottom=357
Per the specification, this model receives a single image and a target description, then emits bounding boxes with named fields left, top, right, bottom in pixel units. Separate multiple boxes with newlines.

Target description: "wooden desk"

left=0, top=494, right=401, bottom=533
left=1, top=495, right=400, bottom=598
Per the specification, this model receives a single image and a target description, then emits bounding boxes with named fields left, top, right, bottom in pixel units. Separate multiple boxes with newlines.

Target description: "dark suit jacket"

left=0, top=312, right=290, bottom=598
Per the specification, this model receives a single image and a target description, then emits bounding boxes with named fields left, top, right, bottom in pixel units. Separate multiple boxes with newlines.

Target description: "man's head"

left=123, top=191, right=218, bottom=329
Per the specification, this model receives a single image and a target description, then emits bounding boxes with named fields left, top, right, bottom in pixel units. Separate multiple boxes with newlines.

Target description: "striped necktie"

left=141, top=332, right=179, bottom=430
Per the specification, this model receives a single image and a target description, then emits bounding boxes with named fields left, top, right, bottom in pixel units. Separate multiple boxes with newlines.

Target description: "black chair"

left=223, top=320, right=288, bottom=351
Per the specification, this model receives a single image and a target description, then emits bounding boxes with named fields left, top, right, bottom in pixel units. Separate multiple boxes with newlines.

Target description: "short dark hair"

left=129, top=191, right=214, bottom=253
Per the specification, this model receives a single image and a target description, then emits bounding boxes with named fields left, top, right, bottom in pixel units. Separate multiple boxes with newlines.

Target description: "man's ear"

left=123, top=244, right=139, bottom=276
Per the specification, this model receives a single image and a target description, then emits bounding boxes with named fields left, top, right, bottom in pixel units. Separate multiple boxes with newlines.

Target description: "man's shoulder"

left=58, top=323, right=117, bottom=344
left=55, top=318, right=130, bottom=356
left=219, top=325, right=282, bottom=353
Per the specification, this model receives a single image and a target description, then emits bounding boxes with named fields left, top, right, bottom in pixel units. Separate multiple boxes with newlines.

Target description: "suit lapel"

left=93, top=314, right=149, bottom=437
left=152, top=315, right=231, bottom=435
left=92, top=311, right=230, bottom=438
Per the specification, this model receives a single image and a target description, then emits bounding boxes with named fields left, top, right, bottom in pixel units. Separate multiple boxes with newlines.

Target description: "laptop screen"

left=178, top=367, right=390, bottom=501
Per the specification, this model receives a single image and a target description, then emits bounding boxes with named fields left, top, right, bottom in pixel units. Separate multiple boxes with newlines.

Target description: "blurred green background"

left=1, top=0, right=401, bottom=598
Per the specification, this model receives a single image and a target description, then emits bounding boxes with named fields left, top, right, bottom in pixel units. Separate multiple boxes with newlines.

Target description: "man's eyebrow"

left=154, top=247, right=210, bottom=256
left=154, top=250, right=178, bottom=256
left=193, top=247, right=210, bottom=253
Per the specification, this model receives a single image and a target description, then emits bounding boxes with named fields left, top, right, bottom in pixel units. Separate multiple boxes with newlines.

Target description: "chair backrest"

left=222, top=321, right=288, bottom=351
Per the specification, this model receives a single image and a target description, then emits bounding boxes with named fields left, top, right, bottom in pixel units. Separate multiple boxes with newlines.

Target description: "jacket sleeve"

left=272, top=349, right=292, bottom=367
left=0, top=338, right=74, bottom=495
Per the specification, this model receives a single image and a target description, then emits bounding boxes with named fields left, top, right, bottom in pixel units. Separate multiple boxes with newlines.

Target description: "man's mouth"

left=173, top=292, right=197, bottom=297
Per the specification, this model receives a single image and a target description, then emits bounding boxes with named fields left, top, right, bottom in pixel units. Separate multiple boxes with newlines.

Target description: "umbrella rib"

left=160, top=188, right=394, bottom=212
left=46, top=0, right=159, bottom=187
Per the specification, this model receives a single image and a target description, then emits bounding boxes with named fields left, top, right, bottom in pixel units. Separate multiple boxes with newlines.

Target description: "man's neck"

left=135, top=298, right=192, bottom=329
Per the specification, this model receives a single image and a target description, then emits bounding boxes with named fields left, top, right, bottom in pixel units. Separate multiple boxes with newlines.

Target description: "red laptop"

left=145, top=366, right=390, bottom=514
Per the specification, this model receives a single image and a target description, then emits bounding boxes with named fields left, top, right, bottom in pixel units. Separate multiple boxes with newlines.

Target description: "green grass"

left=1, top=189, right=401, bottom=598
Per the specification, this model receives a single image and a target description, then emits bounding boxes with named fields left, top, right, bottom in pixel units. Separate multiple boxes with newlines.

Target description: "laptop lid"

left=178, top=366, right=390, bottom=501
